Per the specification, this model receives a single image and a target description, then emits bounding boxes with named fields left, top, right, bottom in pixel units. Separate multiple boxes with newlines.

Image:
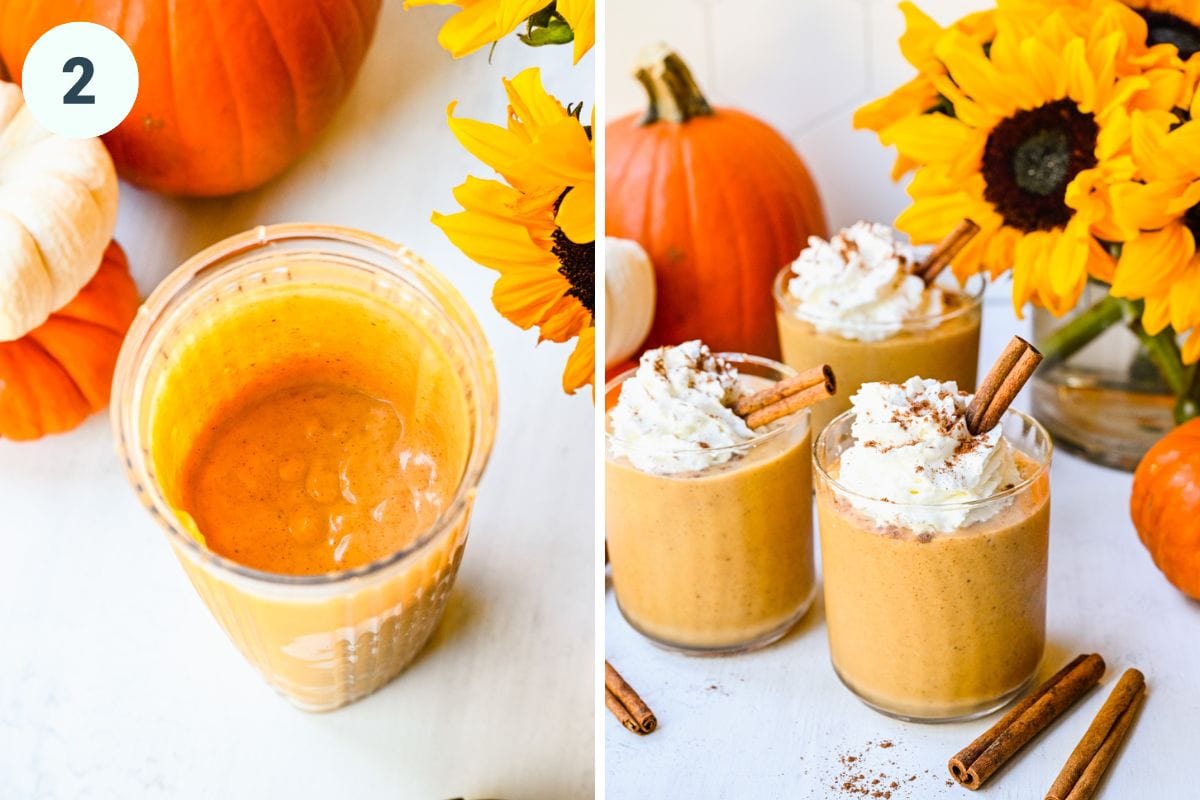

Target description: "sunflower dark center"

left=1183, top=203, right=1200, bottom=244
left=982, top=99, right=1098, bottom=233
left=552, top=228, right=594, bottom=316
left=1138, top=10, right=1200, bottom=59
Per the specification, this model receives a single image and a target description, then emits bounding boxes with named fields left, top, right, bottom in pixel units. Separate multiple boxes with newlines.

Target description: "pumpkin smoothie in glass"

left=815, top=377, right=1052, bottom=722
left=775, top=221, right=982, bottom=434
left=113, top=225, right=497, bottom=711
left=605, top=341, right=818, bottom=654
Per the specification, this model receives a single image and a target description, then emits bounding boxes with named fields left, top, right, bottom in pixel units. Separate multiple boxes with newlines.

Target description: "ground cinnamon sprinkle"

left=830, top=741, right=949, bottom=798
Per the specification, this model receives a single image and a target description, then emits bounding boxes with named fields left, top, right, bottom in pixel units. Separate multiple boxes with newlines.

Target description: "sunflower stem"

left=1118, top=297, right=1200, bottom=423
left=1036, top=295, right=1124, bottom=369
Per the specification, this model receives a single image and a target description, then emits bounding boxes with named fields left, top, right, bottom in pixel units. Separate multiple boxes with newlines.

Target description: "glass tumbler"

left=605, top=353, right=817, bottom=654
left=814, top=407, right=1052, bottom=722
left=774, top=270, right=984, bottom=434
left=112, top=224, right=498, bottom=711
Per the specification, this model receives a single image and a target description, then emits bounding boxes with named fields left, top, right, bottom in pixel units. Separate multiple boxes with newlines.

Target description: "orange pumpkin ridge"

left=606, top=48, right=826, bottom=359
left=1131, top=419, right=1200, bottom=601
left=0, top=0, right=381, bottom=196
left=0, top=242, right=139, bottom=440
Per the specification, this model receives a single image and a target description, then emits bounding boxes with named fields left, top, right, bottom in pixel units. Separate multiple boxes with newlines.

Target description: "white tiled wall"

left=605, top=0, right=990, bottom=231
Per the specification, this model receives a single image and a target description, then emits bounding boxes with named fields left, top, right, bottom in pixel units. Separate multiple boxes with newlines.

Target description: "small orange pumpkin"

left=0, top=242, right=139, bottom=440
left=0, top=1, right=381, bottom=196
left=1131, top=418, right=1200, bottom=600
left=606, top=47, right=826, bottom=358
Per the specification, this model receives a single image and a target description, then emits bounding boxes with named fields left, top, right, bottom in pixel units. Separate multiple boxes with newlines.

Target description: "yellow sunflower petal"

left=507, top=117, right=594, bottom=186
left=503, top=67, right=569, bottom=136
left=894, top=187, right=990, bottom=245
left=420, top=0, right=539, bottom=59
left=853, top=77, right=938, bottom=133
left=1012, top=232, right=1053, bottom=316
left=1112, top=224, right=1194, bottom=299
left=1183, top=329, right=1200, bottom=364
left=1167, top=259, right=1200, bottom=333
left=1046, top=223, right=1091, bottom=309
left=431, top=207, right=559, bottom=273
left=897, top=2, right=946, bottom=70
left=935, top=29, right=1027, bottom=114
left=491, top=265, right=581, bottom=334
left=555, top=182, right=595, bottom=243
left=493, top=0, right=548, bottom=39
left=556, top=0, right=594, bottom=63
left=879, top=113, right=979, bottom=167
left=536, top=294, right=591, bottom=342
left=1132, top=110, right=1194, bottom=181
left=1111, top=178, right=1194, bottom=234
left=447, top=101, right=529, bottom=175
left=561, top=324, right=595, bottom=394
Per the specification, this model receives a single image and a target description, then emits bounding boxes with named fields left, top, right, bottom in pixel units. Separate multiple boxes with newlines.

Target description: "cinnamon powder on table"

left=829, top=740, right=949, bottom=799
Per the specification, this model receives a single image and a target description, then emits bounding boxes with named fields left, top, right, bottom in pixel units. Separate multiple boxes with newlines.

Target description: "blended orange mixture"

left=142, top=269, right=479, bottom=710
left=818, top=453, right=1050, bottom=720
left=181, top=380, right=459, bottom=575
left=776, top=291, right=981, bottom=433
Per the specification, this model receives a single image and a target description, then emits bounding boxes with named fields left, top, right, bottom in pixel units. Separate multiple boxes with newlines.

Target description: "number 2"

left=62, top=56, right=95, bottom=105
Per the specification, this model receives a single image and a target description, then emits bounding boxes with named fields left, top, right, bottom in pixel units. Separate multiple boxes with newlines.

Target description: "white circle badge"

left=21, top=22, right=139, bottom=139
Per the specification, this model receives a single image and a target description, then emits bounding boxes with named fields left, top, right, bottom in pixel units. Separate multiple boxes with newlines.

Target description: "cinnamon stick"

left=1046, top=668, right=1145, bottom=800
left=605, top=661, right=657, bottom=734
left=914, top=219, right=980, bottom=285
left=733, top=364, right=833, bottom=416
left=949, top=653, right=1105, bottom=790
left=736, top=365, right=836, bottom=430
left=605, top=688, right=643, bottom=735
left=965, top=336, right=1043, bottom=435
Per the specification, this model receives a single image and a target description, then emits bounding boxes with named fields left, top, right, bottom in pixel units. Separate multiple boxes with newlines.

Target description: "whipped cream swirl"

left=608, top=340, right=755, bottom=475
left=786, top=221, right=944, bottom=342
left=837, top=377, right=1022, bottom=533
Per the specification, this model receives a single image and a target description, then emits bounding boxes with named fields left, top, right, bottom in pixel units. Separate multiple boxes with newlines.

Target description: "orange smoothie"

left=179, top=367, right=462, bottom=576
left=113, top=227, right=496, bottom=711
left=605, top=347, right=817, bottom=654
left=812, top=388, right=1053, bottom=722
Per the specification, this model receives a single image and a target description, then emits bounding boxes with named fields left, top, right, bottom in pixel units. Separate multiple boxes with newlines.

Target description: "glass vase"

left=1031, top=281, right=1174, bottom=471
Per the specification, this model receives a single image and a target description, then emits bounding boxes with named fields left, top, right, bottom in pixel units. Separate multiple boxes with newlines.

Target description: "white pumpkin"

left=0, top=81, right=118, bottom=341
left=605, top=237, right=655, bottom=367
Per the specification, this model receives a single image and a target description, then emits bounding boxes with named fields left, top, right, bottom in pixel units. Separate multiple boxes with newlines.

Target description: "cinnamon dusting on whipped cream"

left=786, top=222, right=945, bottom=342
left=608, top=341, right=755, bottom=475
left=837, top=377, right=1021, bottom=533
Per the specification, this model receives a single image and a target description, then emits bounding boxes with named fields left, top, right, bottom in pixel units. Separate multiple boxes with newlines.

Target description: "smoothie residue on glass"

left=786, top=221, right=946, bottom=341
left=836, top=377, right=1022, bottom=533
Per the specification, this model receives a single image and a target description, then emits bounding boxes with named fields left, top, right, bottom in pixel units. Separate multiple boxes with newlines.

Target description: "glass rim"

left=772, top=263, right=986, bottom=332
left=603, top=351, right=809, bottom=456
left=111, top=222, right=498, bottom=589
left=812, top=405, right=1052, bottom=511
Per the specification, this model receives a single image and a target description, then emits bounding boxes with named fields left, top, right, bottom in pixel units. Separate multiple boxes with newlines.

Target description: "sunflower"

left=1109, top=96, right=1200, bottom=362
left=1124, top=0, right=1200, bottom=60
left=868, top=2, right=1181, bottom=317
left=407, top=0, right=593, bottom=63
left=853, top=2, right=996, bottom=179
left=432, top=67, right=595, bottom=393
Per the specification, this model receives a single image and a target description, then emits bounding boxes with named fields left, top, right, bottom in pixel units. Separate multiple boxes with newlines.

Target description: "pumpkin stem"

left=634, top=45, right=713, bottom=125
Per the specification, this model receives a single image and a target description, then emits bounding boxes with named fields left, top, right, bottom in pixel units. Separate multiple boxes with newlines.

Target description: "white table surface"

left=605, top=290, right=1198, bottom=798
left=0, top=7, right=594, bottom=799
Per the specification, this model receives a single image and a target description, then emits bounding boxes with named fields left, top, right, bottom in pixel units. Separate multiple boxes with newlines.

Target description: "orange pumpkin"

left=0, top=242, right=139, bottom=440
left=0, top=0, right=381, bottom=196
left=606, top=47, right=827, bottom=359
left=1131, top=418, right=1200, bottom=600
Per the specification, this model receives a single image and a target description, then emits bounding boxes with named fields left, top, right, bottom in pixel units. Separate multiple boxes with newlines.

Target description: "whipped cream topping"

left=608, top=340, right=755, bottom=475
left=786, top=221, right=945, bottom=342
left=836, top=377, right=1022, bottom=533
